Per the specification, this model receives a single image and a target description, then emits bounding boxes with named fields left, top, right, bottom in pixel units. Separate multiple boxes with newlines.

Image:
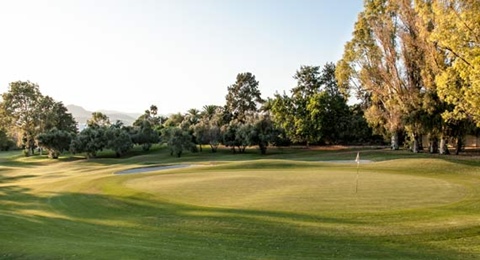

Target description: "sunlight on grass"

left=15, top=209, right=72, bottom=220
left=125, top=167, right=466, bottom=213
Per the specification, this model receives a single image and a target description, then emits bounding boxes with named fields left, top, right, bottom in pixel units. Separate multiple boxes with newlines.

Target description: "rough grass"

left=1, top=147, right=480, bottom=259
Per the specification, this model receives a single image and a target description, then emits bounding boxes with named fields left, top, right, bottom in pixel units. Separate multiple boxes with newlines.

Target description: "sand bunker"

left=320, top=160, right=373, bottom=164
left=116, top=164, right=191, bottom=174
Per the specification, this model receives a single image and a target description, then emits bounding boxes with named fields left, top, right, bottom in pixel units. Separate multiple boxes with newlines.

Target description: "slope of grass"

left=1, top=148, right=480, bottom=259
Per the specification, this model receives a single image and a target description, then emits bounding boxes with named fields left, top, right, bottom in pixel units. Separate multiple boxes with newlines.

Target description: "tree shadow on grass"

left=442, top=157, right=480, bottom=168
left=0, top=173, right=37, bottom=184
left=0, top=187, right=476, bottom=259
left=0, top=159, right=46, bottom=168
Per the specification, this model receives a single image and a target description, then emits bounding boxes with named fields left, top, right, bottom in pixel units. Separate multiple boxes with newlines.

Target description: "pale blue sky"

left=0, top=0, right=363, bottom=115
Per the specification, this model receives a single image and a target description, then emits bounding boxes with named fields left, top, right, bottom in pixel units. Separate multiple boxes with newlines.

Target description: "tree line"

left=0, top=63, right=378, bottom=159
left=1, top=0, right=478, bottom=158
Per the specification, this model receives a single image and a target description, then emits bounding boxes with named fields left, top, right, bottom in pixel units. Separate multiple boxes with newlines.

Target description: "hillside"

left=66, top=104, right=140, bottom=126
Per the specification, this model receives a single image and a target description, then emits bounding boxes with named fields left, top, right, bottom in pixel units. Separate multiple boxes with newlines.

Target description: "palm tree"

left=186, top=108, right=200, bottom=125
left=202, top=105, right=219, bottom=120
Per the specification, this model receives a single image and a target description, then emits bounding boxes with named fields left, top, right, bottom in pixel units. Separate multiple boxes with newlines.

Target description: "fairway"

left=1, top=148, right=480, bottom=259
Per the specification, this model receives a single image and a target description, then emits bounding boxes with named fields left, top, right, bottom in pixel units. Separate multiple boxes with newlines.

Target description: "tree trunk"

left=391, top=132, right=399, bottom=150
left=412, top=133, right=419, bottom=153
left=439, top=137, right=450, bottom=155
left=429, top=137, right=439, bottom=154
left=259, top=144, right=267, bottom=155
left=209, top=143, right=217, bottom=153
left=455, top=135, right=463, bottom=155
left=50, top=151, right=59, bottom=159
left=29, top=135, right=36, bottom=156
left=418, top=135, right=423, bottom=151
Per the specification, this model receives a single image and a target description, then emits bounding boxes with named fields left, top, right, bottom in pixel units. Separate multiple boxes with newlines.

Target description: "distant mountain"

left=98, top=109, right=143, bottom=120
left=66, top=105, right=141, bottom=127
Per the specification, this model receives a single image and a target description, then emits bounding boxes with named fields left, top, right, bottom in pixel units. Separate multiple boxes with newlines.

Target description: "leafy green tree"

left=36, top=128, right=72, bottom=159
left=162, top=127, right=194, bottom=157
left=193, top=120, right=221, bottom=153
left=0, top=81, right=43, bottom=155
left=1, top=81, right=76, bottom=156
left=272, top=64, right=354, bottom=146
left=346, top=104, right=380, bottom=144
left=218, top=113, right=279, bottom=154
left=221, top=122, right=242, bottom=153
left=235, top=123, right=253, bottom=153
left=192, top=105, right=223, bottom=153
left=290, top=65, right=323, bottom=145
left=131, top=120, right=159, bottom=151
left=87, top=112, right=110, bottom=128
left=225, top=72, right=263, bottom=122
left=176, top=109, right=200, bottom=151
left=164, top=113, right=185, bottom=128
left=273, top=66, right=322, bottom=146
left=71, top=112, right=112, bottom=158
left=37, top=96, right=77, bottom=135
left=134, top=105, right=163, bottom=127
left=186, top=108, right=200, bottom=125
left=105, top=126, right=133, bottom=157
left=293, top=65, right=322, bottom=98
left=0, top=128, right=16, bottom=151
left=271, top=92, right=295, bottom=141
left=247, top=114, right=276, bottom=155
left=132, top=106, right=161, bottom=151
left=306, top=63, right=354, bottom=145
left=201, top=105, right=220, bottom=120
left=70, top=127, right=107, bottom=159
left=306, top=92, right=338, bottom=144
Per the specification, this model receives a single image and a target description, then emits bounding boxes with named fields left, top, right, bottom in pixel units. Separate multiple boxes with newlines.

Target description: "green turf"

left=1, top=147, right=480, bottom=259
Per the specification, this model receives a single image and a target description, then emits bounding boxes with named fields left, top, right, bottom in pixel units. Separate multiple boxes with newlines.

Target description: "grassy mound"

left=125, top=163, right=465, bottom=213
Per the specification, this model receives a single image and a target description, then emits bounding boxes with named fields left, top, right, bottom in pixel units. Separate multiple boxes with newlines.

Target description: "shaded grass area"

left=1, top=188, right=477, bottom=259
left=1, top=147, right=480, bottom=259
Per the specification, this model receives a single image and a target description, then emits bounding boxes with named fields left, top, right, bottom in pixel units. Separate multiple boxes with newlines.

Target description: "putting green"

left=125, top=168, right=466, bottom=213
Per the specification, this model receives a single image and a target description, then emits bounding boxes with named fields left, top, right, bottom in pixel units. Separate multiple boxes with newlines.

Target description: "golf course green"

left=1, top=147, right=479, bottom=259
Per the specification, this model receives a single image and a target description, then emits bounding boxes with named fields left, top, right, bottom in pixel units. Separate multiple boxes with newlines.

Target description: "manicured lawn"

left=1, top=147, right=479, bottom=259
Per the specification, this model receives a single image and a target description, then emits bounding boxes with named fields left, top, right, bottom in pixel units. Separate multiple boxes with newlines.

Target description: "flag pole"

left=355, top=152, right=360, bottom=193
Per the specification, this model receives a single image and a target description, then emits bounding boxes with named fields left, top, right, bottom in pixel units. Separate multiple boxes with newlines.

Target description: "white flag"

left=355, top=152, right=360, bottom=164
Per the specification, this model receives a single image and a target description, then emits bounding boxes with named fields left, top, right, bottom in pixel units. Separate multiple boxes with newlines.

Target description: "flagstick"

left=355, top=162, right=359, bottom=193
left=355, top=152, right=360, bottom=194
